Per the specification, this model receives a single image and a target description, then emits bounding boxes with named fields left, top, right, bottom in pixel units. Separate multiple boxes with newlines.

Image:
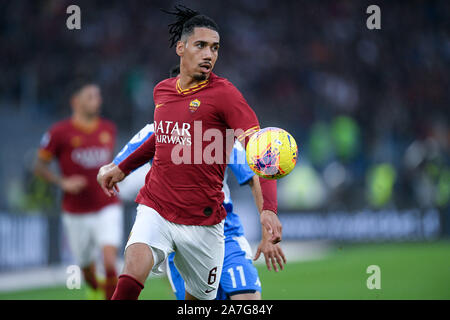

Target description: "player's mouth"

left=199, top=62, right=212, bottom=73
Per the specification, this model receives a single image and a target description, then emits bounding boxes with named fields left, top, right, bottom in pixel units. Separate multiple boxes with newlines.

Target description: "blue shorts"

left=167, top=235, right=261, bottom=300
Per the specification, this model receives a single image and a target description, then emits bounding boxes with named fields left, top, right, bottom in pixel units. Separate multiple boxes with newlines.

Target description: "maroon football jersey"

left=38, top=118, right=120, bottom=214
left=131, top=73, right=260, bottom=225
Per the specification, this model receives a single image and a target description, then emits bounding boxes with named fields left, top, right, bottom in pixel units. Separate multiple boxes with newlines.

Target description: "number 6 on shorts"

left=208, top=267, right=218, bottom=285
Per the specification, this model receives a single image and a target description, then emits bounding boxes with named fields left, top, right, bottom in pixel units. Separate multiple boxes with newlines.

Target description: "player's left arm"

left=249, top=175, right=287, bottom=271
left=228, top=145, right=286, bottom=271
left=220, top=82, right=282, bottom=244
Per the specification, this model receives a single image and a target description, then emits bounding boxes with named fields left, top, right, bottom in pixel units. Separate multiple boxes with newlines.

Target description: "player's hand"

left=60, top=175, right=88, bottom=194
left=260, top=210, right=282, bottom=244
left=97, top=162, right=124, bottom=197
left=254, top=228, right=287, bottom=272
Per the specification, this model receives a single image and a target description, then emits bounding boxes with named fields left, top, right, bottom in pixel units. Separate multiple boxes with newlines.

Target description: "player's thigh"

left=62, top=213, right=97, bottom=268
left=125, top=204, right=174, bottom=276
left=96, top=203, right=124, bottom=249
left=218, top=237, right=262, bottom=300
left=172, top=221, right=225, bottom=300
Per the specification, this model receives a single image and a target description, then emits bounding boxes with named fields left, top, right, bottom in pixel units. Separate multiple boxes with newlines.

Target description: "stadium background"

left=0, top=0, right=449, bottom=299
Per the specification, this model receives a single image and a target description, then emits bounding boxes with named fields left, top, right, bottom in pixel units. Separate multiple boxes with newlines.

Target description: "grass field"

left=1, top=241, right=449, bottom=300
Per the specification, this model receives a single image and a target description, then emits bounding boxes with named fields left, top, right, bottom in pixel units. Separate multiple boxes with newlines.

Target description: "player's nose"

left=202, top=49, right=213, bottom=60
left=201, top=55, right=212, bottom=62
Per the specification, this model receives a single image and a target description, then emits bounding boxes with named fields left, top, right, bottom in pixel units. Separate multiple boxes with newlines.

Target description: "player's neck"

left=178, top=73, right=209, bottom=91
left=72, top=113, right=99, bottom=132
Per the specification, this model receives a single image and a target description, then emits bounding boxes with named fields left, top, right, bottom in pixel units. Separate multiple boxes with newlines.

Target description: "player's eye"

left=196, top=42, right=204, bottom=48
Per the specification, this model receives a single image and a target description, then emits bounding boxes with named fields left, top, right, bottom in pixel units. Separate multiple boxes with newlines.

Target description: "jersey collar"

left=71, top=117, right=99, bottom=134
left=175, top=74, right=213, bottom=95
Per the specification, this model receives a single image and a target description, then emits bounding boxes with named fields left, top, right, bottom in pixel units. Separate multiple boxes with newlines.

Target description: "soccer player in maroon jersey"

left=34, top=81, right=123, bottom=300
left=98, top=6, right=282, bottom=300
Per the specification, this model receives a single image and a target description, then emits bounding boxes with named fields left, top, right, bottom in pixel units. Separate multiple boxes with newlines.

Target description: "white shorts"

left=126, top=204, right=225, bottom=300
left=62, top=203, right=123, bottom=268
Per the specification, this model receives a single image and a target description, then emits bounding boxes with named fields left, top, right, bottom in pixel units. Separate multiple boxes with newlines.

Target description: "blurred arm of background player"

left=34, top=157, right=87, bottom=194
left=249, top=175, right=287, bottom=272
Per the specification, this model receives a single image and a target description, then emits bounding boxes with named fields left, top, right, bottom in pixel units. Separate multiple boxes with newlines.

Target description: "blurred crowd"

left=0, top=0, right=448, bottom=212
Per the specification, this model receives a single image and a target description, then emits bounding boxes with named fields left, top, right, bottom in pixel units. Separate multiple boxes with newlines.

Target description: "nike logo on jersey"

left=205, top=288, right=215, bottom=293
left=155, top=103, right=165, bottom=109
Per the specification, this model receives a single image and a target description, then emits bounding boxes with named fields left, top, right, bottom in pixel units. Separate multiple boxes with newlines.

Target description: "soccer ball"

left=246, top=127, right=298, bottom=179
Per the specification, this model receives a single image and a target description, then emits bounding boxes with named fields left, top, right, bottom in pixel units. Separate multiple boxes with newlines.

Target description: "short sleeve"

left=219, top=82, right=260, bottom=147
left=38, top=126, right=61, bottom=161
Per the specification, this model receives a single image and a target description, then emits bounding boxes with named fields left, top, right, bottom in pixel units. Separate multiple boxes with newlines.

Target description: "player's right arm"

left=97, top=124, right=155, bottom=197
left=34, top=128, right=87, bottom=194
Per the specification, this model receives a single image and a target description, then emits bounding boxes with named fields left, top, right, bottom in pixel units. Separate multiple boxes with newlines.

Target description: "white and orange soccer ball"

left=246, top=127, right=298, bottom=180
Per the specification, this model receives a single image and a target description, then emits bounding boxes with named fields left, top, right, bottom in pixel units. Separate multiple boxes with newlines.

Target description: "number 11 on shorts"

left=227, top=265, right=246, bottom=288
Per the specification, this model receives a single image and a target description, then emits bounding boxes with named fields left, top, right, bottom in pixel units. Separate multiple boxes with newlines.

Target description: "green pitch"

left=1, top=241, right=449, bottom=300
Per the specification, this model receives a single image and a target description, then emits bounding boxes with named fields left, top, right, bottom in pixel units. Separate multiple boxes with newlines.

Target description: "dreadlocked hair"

left=161, top=4, right=219, bottom=48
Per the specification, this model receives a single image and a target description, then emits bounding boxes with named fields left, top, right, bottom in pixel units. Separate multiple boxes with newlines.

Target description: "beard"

left=82, top=105, right=101, bottom=118
left=193, top=72, right=208, bottom=81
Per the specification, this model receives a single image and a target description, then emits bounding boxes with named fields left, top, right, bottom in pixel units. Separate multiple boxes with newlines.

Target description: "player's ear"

left=176, top=41, right=185, bottom=57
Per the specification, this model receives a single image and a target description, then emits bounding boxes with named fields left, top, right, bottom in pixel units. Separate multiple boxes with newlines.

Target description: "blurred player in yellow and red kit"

left=34, top=81, right=123, bottom=300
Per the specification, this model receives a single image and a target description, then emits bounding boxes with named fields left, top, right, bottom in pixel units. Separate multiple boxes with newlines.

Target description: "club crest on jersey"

left=189, top=99, right=201, bottom=113
left=99, top=131, right=111, bottom=144
left=71, top=136, right=82, bottom=148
